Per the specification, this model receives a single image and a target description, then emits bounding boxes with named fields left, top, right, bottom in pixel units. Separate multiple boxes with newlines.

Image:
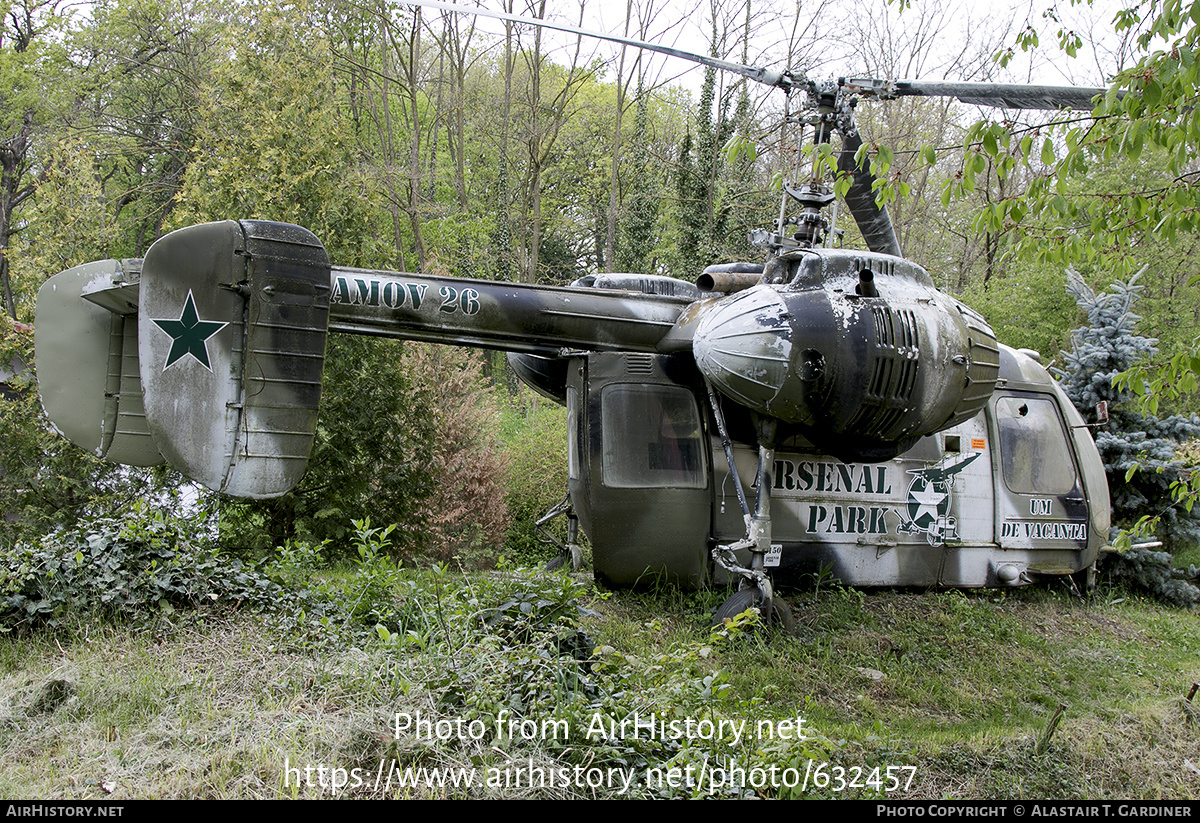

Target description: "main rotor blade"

left=405, top=0, right=795, bottom=90
left=843, top=78, right=1104, bottom=110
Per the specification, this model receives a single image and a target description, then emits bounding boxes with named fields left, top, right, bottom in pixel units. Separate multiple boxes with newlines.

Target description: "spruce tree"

left=1057, top=270, right=1200, bottom=553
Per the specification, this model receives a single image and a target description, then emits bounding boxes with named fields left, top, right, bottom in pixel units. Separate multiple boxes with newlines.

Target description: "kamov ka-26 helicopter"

left=34, top=1, right=1111, bottom=628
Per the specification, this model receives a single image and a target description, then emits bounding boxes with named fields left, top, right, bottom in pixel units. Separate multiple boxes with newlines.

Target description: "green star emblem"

left=151, top=291, right=228, bottom=371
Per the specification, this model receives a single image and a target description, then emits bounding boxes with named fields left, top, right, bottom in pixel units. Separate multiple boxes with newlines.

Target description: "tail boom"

left=38, top=220, right=695, bottom=498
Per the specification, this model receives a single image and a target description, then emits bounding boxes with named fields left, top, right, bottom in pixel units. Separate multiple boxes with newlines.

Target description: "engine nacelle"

left=693, top=250, right=999, bottom=461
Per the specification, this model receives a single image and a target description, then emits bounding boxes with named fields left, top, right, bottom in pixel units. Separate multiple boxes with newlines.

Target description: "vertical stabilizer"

left=35, top=259, right=163, bottom=466
left=138, top=221, right=332, bottom=497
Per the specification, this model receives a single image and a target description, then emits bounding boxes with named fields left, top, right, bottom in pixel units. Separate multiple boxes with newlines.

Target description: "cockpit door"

left=992, top=393, right=1090, bottom=550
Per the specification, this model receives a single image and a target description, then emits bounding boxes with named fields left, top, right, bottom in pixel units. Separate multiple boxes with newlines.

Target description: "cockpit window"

left=600, top=385, right=706, bottom=488
left=996, top=395, right=1077, bottom=494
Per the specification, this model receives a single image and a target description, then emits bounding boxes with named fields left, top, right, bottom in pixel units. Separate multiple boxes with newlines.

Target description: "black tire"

left=770, top=599, right=797, bottom=636
left=712, top=589, right=796, bottom=636
left=544, top=545, right=584, bottom=573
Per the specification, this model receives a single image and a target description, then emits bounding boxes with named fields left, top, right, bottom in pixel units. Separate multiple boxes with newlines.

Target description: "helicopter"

left=32, top=1, right=1112, bottom=630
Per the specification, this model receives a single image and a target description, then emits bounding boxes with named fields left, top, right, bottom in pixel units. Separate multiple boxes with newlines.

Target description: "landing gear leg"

left=1067, top=561, right=1097, bottom=600
left=711, top=416, right=793, bottom=634
left=540, top=496, right=584, bottom=572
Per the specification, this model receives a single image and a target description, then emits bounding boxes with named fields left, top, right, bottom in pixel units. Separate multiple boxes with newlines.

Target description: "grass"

left=1, top=571, right=1198, bottom=799
left=1176, top=543, right=1200, bottom=571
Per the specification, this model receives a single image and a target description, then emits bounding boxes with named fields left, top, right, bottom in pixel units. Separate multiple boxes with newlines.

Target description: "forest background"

left=4, top=0, right=1200, bottom=799
left=1, top=0, right=1199, bottom=565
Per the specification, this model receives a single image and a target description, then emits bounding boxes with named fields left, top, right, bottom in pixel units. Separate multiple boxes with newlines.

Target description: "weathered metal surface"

left=324, top=266, right=691, bottom=355
left=708, top=348, right=1099, bottom=587
left=693, top=251, right=1000, bottom=461
left=837, top=129, right=903, bottom=258
left=43, top=223, right=1003, bottom=494
left=841, top=78, right=1104, bottom=110
left=137, top=220, right=331, bottom=497
left=66, top=222, right=695, bottom=495
left=137, top=221, right=244, bottom=492
left=35, top=220, right=1108, bottom=596
left=573, top=345, right=1102, bottom=589
left=35, top=259, right=162, bottom=466
left=568, top=352, right=712, bottom=587
left=30, top=5, right=1119, bottom=604
left=505, top=352, right=570, bottom=404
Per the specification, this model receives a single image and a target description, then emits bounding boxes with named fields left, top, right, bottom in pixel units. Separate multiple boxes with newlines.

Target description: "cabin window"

left=996, top=395, right=1076, bottom=494
left=600, top=384, right=706, bottom=488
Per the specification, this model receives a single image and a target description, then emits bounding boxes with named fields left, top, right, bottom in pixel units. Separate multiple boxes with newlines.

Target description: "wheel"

left=712, top=588, right=796, bottom=636
left=771, top=599, right=796, bottom=636
left=543, top=545, right=584, bottom=573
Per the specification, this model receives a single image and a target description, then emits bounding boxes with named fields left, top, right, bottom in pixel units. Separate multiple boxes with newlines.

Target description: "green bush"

left=499, top=394, right=570, bottom=563
left=0, top=319, right=180, bottom=547
left=215, top=343, right=510, bottom=570
left=0, top=505, right=283, bottom=632
left=1100, top=546, right=1200, bottom=607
